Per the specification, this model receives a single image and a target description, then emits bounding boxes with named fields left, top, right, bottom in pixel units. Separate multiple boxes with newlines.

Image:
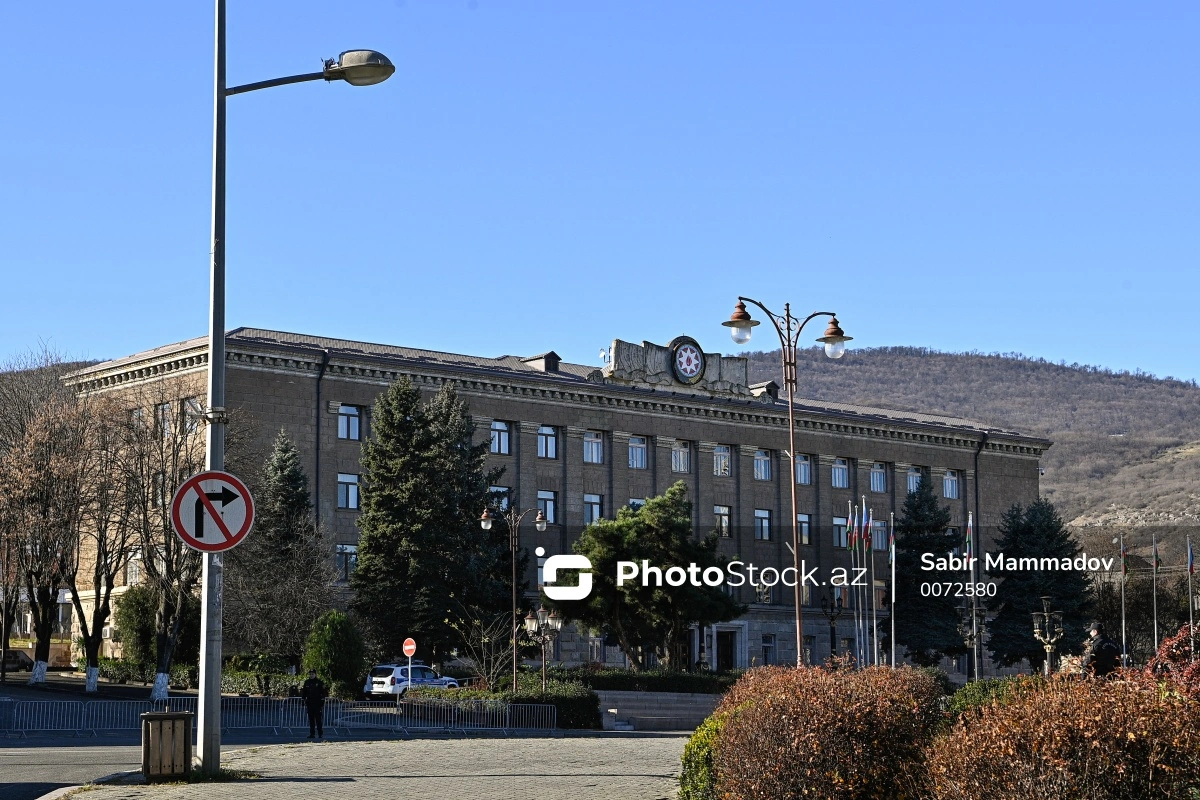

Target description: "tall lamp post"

left=198, top=0, right=394, bottom=776
left=723, top=299, right=851, bottom=667
left=524, top=606, right=564, bottom=692
left=956, top=602, right=986, bottom=681
left=1032, top=595, right=1064, bottom=678
left=820, top=595, right=845, bottom=662
left=480, top=505, right=547, bottom=692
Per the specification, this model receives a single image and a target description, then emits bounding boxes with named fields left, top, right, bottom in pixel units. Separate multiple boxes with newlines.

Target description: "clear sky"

left=3, top=2, right=1198, bottom=381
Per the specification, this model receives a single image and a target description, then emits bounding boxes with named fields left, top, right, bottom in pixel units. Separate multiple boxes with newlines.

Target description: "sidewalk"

left=55, top=733, right=688, bottom=800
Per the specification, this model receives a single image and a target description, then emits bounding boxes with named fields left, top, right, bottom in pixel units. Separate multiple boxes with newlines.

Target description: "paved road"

left=0, top=742, right=141, bottom=800
left=19, top=734, right=688, bottom=800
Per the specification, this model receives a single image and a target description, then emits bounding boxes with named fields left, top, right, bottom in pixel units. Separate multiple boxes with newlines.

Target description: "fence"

left=0, top=697, right=555, bottom=735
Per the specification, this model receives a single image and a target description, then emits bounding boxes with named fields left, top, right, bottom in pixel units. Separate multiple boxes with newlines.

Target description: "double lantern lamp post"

left=1032, top=595, right=1065, bottom=677
left=722, top=298, right=851, bottom=667
left=479, top=505, right=546, bottom=692
left=525, top=606, right=564, bottom=692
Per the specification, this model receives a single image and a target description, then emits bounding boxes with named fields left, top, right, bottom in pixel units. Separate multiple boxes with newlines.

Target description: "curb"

left=32, top=769, right=144, bottom=800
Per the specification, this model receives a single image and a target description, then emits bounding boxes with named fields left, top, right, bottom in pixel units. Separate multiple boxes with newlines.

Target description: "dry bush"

left=712, top=664, right=945, bottom=800
left=927, top=675, right=1200, bottom=800
left=1146, top=624, right=1200, bottom=699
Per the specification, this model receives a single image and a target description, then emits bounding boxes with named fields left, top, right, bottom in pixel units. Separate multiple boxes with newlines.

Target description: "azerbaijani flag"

left=862, top=507, right=873, bottom=553
left=964, top=512, right=973, bottom=562
left=1153, top=536, right=1162, bottom=574
left=1121, top=544, right=1130, bottom=576
left=1189, top=537, right=1195, bottom=575
left=847, top=506, right=857, bottom=550
left=888, top=516, right=896, bottom=565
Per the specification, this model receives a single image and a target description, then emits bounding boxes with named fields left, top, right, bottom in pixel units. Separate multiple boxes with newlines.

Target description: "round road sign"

left=170, top=470, right=255, bottom=553
left=402, top=638, right=417, bottom=658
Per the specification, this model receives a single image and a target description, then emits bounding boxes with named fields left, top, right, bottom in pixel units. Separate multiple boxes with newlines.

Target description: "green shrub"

left=547, top=666, right=741, bottom=694
left=112, top=585, right=158, bottom=667
left=220, top=670, right=304, bottom=697
left=409, top=677, right=601, bottom=729
left=169, top=663, right=199, bottom=690
left=917, top=665, right=956, bottom=696
left=302, top=611, right=367, bottom=701
left=679, top=711, right=727, bottom=800
left=946, top=676, right=1030, bottom=717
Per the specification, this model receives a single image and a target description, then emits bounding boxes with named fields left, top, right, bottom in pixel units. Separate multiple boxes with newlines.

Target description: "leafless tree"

left=448, top=612, right=515, bottom=691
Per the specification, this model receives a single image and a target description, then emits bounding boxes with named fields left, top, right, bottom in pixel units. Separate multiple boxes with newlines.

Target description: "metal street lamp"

left=197, top=0, right=393, bottom=776
left=820, top=595, right=845, bottom=662
left=723, top=298, right=851, bottom=667
left=480, top=505, right=547, bottom=692
left=1032, top=595, right=1064, bottom=678
left=956, top=601, right=987, bottom=681
left=524, top=605, right=564, bottom=692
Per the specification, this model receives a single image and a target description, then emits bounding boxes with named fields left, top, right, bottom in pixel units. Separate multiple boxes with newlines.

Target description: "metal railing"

left=1, top=697, right=556, bottom=735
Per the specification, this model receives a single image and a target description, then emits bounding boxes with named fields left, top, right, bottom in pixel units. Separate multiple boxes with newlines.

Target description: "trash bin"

left=140, top=711, right=193, bottom=782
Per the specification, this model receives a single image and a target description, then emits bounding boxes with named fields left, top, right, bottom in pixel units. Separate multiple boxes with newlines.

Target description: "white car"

left=363, top=662, right=459, bottom=698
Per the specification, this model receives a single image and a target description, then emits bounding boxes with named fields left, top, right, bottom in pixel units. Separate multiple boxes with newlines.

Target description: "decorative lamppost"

left=480, top=505, right=547, bottom=692
left=1032, top=595, right=1064, bottom=677
left=197, top=0, right=393, bottom=775
left=820, top=595, right=846, bottom=662
left=524, top=606, right=564, bottom=692
left=956, top=602, right=987, bottom=681
left=724, top=298, right=851, bottom=667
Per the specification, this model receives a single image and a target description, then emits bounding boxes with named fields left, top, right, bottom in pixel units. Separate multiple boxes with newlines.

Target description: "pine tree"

left=349, top=379, right=505, bottom=662
left=892, top=477, right=961, bottom=665
left=985, top=499, right=1092, bottom=670
left=224, top=430, right=332, bottom=664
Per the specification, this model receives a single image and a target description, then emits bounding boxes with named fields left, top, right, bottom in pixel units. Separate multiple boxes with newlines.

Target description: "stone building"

left=68, top=328, right=1050, bottom=675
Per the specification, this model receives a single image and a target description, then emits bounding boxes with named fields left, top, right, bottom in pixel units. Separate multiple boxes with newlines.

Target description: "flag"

left=862, top=507, right=872, bottom=552
left=964, top=513, right=973, bottom=562
left=847, top=507, right=857, bottom=550
left=888, top=517, right=896, bottom=565
left=1189, top=538, right=1195, bottom=575
left=1153, top=537, right=1162, bottom=574
left=1121, top=544, right=1129, bottom=576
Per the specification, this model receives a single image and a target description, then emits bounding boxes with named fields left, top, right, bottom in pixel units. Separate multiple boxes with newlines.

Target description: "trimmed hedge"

left=679, top=711, right=728, bottom=800
left=409, top=677, right=601, bottom=729
left=220, top=670, right=304, bottom=697
left=946, top=675, right=1029, bottom=717
left=548, top=666, right=741, bottom=694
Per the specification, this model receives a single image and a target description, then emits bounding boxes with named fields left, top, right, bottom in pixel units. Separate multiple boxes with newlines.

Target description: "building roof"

left=69, top=327, right=1048, bottom=445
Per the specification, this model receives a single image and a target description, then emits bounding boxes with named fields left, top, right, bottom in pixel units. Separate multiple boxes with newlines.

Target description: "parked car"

left=362, top=661, right=459, bottom=698
left=2, top=650, right=34, bottom=672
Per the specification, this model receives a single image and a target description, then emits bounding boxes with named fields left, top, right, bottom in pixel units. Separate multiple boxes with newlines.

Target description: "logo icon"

left=537, top=547, right=593, bottom=600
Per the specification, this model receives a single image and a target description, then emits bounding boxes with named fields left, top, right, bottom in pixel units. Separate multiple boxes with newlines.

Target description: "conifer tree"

left=350, top=379, right=505, bottom=662
left=225, top=430, right=332, bottom=664
left=892, top=477, right=961, bottom=665
left=985, top=498, right=1092, bottom=670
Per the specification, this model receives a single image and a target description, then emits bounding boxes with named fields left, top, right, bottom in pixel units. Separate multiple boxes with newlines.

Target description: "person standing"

left=301, top=669, right=328, bottom=739
left=1081, top=622, right=1120, bottom=678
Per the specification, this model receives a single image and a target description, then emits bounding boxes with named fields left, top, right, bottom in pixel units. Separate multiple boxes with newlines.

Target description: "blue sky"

left=3, top=2, right=1198, bottom=381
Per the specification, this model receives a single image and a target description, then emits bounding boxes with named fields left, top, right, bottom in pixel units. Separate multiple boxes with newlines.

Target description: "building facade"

left=69, top=328, right=1050, bottom=674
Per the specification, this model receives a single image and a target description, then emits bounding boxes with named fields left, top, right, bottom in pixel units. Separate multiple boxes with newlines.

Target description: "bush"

left=679, top=711, right=727, bottom=800
left=547, top=666, right=741, bottom=694
left=712, top=665, right=945, bottom=800
left=220, top=670, right=303, bottom=697
left=1146, top=624, right=1200, bottom=699
left=302, top=611, right=368, bottom=700
left=111, top=585, right=158, bottom=667
left=916, top=665, right=955, bottom=696
left=409, top=676, right=601, bottom=729
left=946, top=675, right=1030, bottom=717
left=169, top=663, right=199, bottom=690
left=927, top=675, right=1200, bottom=800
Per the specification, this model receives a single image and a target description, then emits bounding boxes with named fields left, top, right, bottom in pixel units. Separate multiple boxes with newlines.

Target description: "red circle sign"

left=170, top=470, right=255, bottom=553
left=402, top=638, right=417, bottom=658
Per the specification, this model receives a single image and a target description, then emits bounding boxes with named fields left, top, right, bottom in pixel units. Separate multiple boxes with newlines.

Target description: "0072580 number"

left=919, top=582, right=996, bottom=598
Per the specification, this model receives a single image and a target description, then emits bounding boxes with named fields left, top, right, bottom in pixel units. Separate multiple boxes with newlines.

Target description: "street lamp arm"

left=226, top=71, right=327, bottom=96
left=736, top=297, right=837, bottom=351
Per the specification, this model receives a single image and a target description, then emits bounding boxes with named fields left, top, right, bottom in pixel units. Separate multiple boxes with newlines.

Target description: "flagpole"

left=850, top=502, right=860, bottom=666
left=1120, top=530, right=1128, bottom=667
left=967, top=512, right=978, bottom=681
left=870, top=509, right=878, bottom=667
left=1152, top=531, right=1160, bottom=651
left=889, top=512, right=896, bottom=668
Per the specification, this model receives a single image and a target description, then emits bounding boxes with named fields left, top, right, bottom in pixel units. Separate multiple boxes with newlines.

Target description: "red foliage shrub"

left=712, top=664, right=945, bottom=800
left=926, top=675, right=1200, bottom=800
left=1146, top=624, right=1200, bottom=699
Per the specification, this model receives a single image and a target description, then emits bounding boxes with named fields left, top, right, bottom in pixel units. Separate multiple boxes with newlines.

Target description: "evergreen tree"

left=985, top=499, right=1092, bottom=670
left=225, top=430, right=332, bottom=665
left=303, top=610, right=368, bottom=700
left=551, top=482, right=744, bottom=671
left=350, top=379, right=505, bottom=662
left=892, top=477, right=961, bottom=665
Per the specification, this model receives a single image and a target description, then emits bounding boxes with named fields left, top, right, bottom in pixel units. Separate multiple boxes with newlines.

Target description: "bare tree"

left=448, top=612, right=515, bottom=691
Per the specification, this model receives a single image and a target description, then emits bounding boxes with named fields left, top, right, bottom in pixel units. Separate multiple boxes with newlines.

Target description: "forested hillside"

left=744, top=347, right=1200, bottom=527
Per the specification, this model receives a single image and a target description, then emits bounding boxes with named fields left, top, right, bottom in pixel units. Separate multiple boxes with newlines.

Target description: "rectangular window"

left=714, top=505, right=731, bottom=538
left=335, top=544, right=358, bottom=582
left=870, top=462, right=887, bottom=493
left=872, top=520, right=888, bottom=551
left=762, top=634, right=777, bottom=666
left=337, top=473, right=360, bottom=509
left=798, top=513, right=811, bottom=546
left=831, top=458, right=850, bottom=489
left=875, top=580, right=888, bottom=609
left=537, top=490, right=557, bottom=524
left=943, top=470, right=960, bottom=499
left=628, top=436, right=648, bottom=469
left=489, top=485, right=511, bottom=511
left=907, top=468, right=923, bottom=495
left=833, top=516, right=848, bottom=549
left=671, top=441, right=691, bottom=473
left=183, top=397, right=203, bottom=434
left=583, top=431, right=604, bottom=464
left=754, top=582, right=772, bottom=605
left=795, top=454, right=811, bottom=485
left=948, top=527, right=962, bottom=556
left=713, top=445, right=731, bottom=477
left=628, top=498, right=646, bottom=510
left=154, top=402, right=172, bottom=439
left=583, top=493, right=603, bottom=525
left=125, top=551, right=142, bottom=586
left=753, top=449, right=771, bottom=481
left=754, top=509, right=771, bottom=541
left=537, top=425, right=557, bottom=459
left=490, top=421, right=511, bottom=455
left=151, top=472, right=166, bottom=508
left=338, top=404, right=363, bottom=440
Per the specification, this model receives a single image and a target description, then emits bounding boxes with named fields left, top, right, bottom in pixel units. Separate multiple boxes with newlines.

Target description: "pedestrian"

left=301, top=669, right=328, bottom=739
left=1080, top=621, right=1120, bottom=678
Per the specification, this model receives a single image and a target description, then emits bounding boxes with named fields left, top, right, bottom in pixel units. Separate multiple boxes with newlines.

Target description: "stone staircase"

left=596, top=690, right=721, bottom=732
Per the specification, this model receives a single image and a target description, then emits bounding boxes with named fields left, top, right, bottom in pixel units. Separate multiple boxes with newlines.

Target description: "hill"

left=742, top=346, right=1200, bottom=529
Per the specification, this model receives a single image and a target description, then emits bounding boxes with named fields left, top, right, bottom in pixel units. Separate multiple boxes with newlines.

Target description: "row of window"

left=489, top=423, right=961, bottom=498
